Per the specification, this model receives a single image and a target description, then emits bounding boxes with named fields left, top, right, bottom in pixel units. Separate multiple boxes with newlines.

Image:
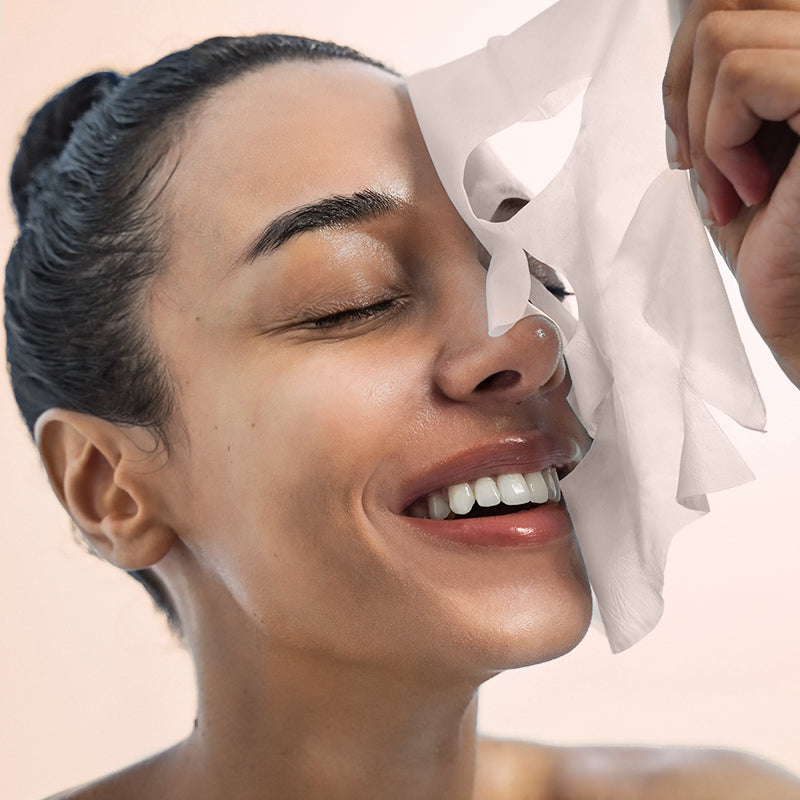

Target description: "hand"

left=664, top=0, right=800, bottom=388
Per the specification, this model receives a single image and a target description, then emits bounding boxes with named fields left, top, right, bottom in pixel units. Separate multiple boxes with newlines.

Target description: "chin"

left=417, top=548, right=594, bottom=679
left=473, top=579, right=593, bottom=673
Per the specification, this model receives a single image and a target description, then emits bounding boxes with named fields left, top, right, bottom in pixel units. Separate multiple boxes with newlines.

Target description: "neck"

left=170, top=579, right=484, bottom=800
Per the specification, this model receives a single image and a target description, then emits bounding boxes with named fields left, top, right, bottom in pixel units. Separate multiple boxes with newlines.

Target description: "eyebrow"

left=239, top=188, right=408, bottom=265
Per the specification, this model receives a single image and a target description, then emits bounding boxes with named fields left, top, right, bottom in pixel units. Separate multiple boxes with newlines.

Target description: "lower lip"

left=403, top=502, right=573, bottom=548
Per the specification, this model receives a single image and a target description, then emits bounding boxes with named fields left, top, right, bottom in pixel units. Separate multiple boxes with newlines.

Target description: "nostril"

left=474, top=370, right=520, bottom=393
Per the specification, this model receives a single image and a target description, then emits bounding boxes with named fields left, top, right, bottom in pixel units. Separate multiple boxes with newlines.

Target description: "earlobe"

left=35, top=409, right=177, bottom=570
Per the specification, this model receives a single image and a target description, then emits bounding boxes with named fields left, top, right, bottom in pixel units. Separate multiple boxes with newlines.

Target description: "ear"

left=34, top=409, right=177, bottom=570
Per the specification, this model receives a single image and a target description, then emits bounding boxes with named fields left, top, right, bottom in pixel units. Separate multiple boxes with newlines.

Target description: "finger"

left=664, top=0, right=711, bottom=168
left=664, top=3, right=800, bottom=170
left=688, top=10, right=800, bottom=223
left=706, top=49, right=800, bottom=203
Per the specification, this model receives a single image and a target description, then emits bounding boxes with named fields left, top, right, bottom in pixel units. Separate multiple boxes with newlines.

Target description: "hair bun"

left=10, top=71, right=122, bottom=223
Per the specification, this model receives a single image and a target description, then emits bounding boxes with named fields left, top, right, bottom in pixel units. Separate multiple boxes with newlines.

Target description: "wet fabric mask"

left=408, top=0, right=765, bottom=652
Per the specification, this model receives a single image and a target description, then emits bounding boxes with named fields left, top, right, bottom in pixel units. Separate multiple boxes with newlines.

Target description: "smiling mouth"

left=403, top=467, right=561, bottom=521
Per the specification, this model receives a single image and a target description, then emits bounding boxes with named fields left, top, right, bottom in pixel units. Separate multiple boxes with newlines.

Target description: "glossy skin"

left=35, top=2, right=800, bottom=797
left=150, top=60, right=593, bottom=675
left=39, top=62, right=593, bottom=800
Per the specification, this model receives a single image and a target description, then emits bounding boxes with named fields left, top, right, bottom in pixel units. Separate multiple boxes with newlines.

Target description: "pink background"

left=1, top=1, right=798, bottom=797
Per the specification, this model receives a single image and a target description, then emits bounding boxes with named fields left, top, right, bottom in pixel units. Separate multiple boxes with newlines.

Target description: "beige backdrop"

left=1, top=1, right=799, bottom=798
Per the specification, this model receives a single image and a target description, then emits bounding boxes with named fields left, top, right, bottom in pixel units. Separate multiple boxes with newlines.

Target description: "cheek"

left=258, top=348, right=419, bottom=505
left=177, top=339, right=425, bottom=560
left=170, top=342, right=432, bottom=650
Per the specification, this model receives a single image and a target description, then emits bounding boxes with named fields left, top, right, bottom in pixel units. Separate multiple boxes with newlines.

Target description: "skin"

left=34, top=2, right=800, bottom=798
left=664, top=0, right=800, bottom=388
left=40, top=61, right=594, bottom=800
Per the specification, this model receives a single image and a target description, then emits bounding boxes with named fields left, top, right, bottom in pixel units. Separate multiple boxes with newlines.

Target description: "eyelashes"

left=524, top=253, right=572, bottom=302
left=305, top=275, right=569, bottom=334
left=539, top=280, right=572, bottom=302
left=309, top=297, right=402, bottom=329
left=545, top=286, right=572, bottom=302
left=299, top=242, right=571, bottom=333
left=304, top=262, right=570, bottom=333
left=478, top=240, right=571, bottom=302
left=486, top=197, right=572, bottom=299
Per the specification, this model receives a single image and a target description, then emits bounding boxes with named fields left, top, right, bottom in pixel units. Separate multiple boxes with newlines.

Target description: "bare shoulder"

left=476, top=737, right=800, bottom=800
left=552, top=744, right=800, bottom=800
left=475, top=737, right=561, bottom=800
left=42, top=745, right=182, bottom=800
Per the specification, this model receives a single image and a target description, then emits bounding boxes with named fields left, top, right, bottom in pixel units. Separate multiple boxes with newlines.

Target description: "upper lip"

left=393, top=434, right=586, bottom=513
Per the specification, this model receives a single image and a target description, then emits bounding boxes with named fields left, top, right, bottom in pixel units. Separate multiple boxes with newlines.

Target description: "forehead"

left=161, top=60, right=426, bottom=276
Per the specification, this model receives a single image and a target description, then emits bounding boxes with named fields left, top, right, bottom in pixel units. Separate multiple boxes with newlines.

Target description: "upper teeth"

left=408, top=467, right=561, bottom=520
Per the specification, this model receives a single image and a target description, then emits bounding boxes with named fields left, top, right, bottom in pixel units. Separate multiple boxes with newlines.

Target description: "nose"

left=433, top=303, right=566, bottom=405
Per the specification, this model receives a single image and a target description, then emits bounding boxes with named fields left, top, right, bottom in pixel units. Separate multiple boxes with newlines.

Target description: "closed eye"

left=308, top=297, right=402, bottom=329
left=525, top=253, right=572, bottom=302
left=476, top=238, right=571, bottom=302
left=488, top=196, right=572, bottom=302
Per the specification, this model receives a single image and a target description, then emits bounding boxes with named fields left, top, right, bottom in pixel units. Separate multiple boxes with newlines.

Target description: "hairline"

left=130, top=55, right=404, bottom=459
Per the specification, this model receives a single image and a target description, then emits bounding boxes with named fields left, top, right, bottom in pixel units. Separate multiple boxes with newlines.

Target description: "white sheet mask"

left=408, top=0, right=765, bottom=652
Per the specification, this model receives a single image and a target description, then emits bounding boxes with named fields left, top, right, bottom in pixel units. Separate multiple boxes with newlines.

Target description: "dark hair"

left=5, top=34, right=396, bottom=635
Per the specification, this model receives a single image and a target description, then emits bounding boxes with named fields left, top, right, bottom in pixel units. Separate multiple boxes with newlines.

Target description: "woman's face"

left=148, top=60, right=593, bottom=676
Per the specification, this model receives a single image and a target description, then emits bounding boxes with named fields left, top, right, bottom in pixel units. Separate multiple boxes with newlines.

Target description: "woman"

left=4, top=3, right=800, bottom=799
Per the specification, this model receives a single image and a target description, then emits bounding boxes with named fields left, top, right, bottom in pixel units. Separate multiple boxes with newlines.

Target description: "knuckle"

left=717, top=49, right=754, bottom=90
left=695, top=11, right=735, bottom=60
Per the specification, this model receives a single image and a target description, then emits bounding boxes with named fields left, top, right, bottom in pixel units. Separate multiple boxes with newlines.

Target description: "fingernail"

left=689, top=172, right=716, bottom=227
left=665, top=125, right=683, bottom=170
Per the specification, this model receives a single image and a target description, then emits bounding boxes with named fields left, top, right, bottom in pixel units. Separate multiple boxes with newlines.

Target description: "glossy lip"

left=401, top=502, right=573, bottom=548
left=393, top=434, right=583, bottom=514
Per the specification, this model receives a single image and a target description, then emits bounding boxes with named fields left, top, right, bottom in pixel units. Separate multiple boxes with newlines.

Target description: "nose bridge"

left=434, top=280, right=564, bottom=403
